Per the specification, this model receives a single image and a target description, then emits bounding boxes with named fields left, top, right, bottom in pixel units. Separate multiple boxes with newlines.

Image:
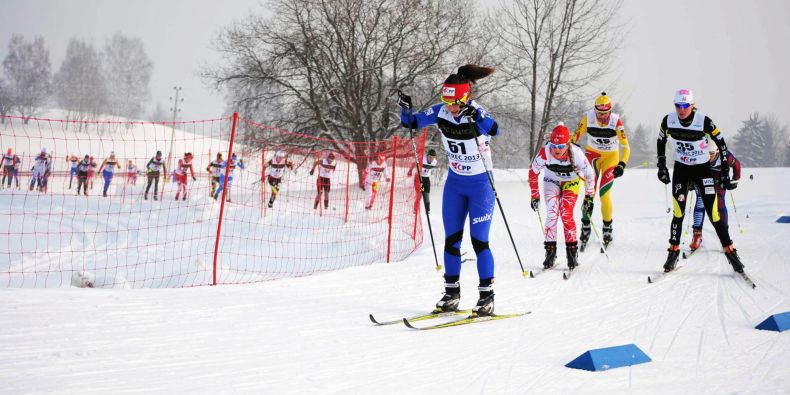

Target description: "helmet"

left=427, top=148, right=437, bottom=157
left=109, top=151, right=115, bottom=157
left=377, top=152, right=386, bottom=162
left=232, top=153, right=238, bottom=160
left=327, top=152, right=335, bottom=160
left=84, top=154, right=90, bottom=159
left=217, top=152, right=223, bottom=158
left=275, top=150, right=286, bottom=158
left=550, top=123, right=570, bottom=145
left=674, top=89, right=694, bottom=105
left=185, top=152, right=193, bottom=159
left=6, top=148, right=11, bottom=155
left=594, top=92, right=611, bottom=113
left=156, top=150, right=162, bottom=157
left=40, top=147, right=47, bottom=155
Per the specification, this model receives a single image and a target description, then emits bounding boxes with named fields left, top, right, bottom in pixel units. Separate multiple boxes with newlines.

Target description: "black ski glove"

left=722, top=174, right=738, bottom=190
left=657, top=157, right=670, bottom=184
left=613, top=161, right=626, bottom=178
left=459, top=103, right=481, bottom=121
left=309, top=169, right=314, bottom=176
left=192, top=176, right=197, bottom=181
left=396, top=90, right=412, bottom=112
left=582, top=195, right=594, bottom=218
left=530, top=197, right=540, bottom=212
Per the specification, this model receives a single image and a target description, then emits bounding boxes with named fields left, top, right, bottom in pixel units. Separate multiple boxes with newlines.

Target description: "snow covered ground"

left=1, top=167, right=789, bottom=393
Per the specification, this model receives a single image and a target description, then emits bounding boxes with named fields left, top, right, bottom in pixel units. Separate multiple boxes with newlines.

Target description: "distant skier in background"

left=2, top=148, right=20, bottom=189
left=407, top=148, right=438, bottom=214
left=362, top=152, right=391, bottom=210
left=571, top=92, right=630, bottom=250
left=98, top=151, right=121, bottom=197
left=207, top=153, right=224, bottom=197
left=144, top=150, right=166, bottom=201
left=174, top=152, right=197, bottom=201
left=689, top=149, right=742, bottom=252
left=66, top=155, right=79, bottom=189
left=11, top=153, right=20, bottom=189
left=529, top=123, right=596, bottom=271
left=126, top=160, right=138, bottom=185
left=87, top=156, right=97, bottom=190
left=656, top=88, right=745, bottom=273
left=265, top=150, right=291, bottom=207
left=215, top=152, right=245, bottom=202
left=76, top=155, right=92, bottom=196
left=310, top=151, right=336, bottom=210
left=29, top=148, right=52, bottom=193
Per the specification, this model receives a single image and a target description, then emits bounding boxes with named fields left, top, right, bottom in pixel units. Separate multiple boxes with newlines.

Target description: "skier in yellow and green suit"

left=572, top=92, right=630, bottom=250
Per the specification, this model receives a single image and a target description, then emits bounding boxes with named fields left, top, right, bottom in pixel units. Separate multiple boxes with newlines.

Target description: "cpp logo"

left=450, top=162, right=471, bottom=172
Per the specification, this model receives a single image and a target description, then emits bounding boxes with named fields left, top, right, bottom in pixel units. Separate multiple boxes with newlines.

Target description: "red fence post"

left=261, top=144, right=266, bottom=218
left=212, top=112, right=238, bottom=286
left=344, top=143, right=351, bottom=224
left=386, top=136, right=398, bottom=263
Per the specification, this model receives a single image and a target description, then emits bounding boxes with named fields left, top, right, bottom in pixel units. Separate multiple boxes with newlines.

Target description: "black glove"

left=582, top=195, right=594, bottom=218
left=396, top=90, right=412, bottom=112
left=309, top=169, right=314, bottom=176
left=657, top=157, right=670, bottom=185
left=613, top=161, right=626, bottom=178
left=459, top=103, right=480, bottom=121
left=192, top=176, right=197, bottom=181
left=530, top=197, right=540, bottom=212
left=722, top=174, right=737, bottom=190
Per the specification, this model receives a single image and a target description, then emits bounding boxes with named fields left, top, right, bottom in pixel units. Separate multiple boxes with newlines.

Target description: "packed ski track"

left=1, top=168, right=789, bottom=393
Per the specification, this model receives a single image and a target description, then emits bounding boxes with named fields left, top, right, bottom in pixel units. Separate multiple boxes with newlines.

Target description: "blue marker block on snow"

left=756, top=312, right=790, bottom=332
left=777, top=216, right=790, bottom=223
left=566, top=344, right=651, bottom=371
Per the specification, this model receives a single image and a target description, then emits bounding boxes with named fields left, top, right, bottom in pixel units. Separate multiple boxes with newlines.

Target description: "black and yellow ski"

left=369, top=310, right=472, bottom=326
left=402, top=311, right=530, bottom=330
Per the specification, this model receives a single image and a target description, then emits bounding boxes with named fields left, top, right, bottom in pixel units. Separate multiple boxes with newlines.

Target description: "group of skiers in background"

left=397, top=64, right=746, bottom=317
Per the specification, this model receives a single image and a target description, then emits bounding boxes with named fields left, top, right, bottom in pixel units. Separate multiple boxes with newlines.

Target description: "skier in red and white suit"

left=362, top=153, right=390, bottom=210
left=528, top=123, right=596, bottom=271
left=174, top=152, right=196, bottom=201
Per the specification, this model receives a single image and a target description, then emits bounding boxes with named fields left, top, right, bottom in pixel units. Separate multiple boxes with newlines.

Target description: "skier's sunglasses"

left=550, top=143, right=567, bottom=150
left=674, top=102, right=691, bottom=109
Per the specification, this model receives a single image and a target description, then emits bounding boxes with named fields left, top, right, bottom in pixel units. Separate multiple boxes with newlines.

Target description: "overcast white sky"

left=2, top=0, right=789, bottom=134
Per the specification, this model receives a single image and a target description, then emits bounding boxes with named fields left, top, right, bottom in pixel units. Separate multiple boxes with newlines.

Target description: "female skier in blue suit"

left=398, top=64, right=499, bottom=316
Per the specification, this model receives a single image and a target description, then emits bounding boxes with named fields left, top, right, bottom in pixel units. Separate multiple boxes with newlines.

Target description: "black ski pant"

left=145, top=173, right=160, bottom=195
left=669, top=163, right=731, bottom=247
left=421, top=176, right=431, bottom=213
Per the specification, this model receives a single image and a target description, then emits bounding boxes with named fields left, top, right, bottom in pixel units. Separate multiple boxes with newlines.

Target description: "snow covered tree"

left=102, top=33, right=153, bottom=121
left=626, top=123, right=653, bottom=168
left=53, top=38, right=107, bottom=126
left=2, top=34, right=52, bottom=123
left=731, top=113, right=787, bottom=167
left=205, top=0, right=488, bottom=181
left=0, top=76, right=13, bottom=124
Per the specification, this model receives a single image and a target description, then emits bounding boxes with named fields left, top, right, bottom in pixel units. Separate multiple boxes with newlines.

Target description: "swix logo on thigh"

left=472, top=212, right=493, bottom=225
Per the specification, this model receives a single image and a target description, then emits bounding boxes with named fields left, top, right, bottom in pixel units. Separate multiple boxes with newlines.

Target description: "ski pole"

left=465, top=114, right=526, bottom=277
left=399, top=90, right=441, bottom=272
left=664, top=183, right=671, bottom=214
left=729, top=191, right=744, bottom=234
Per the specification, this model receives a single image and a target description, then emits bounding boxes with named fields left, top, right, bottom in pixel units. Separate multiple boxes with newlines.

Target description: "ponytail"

left=444, top=64, right=495, bottom=85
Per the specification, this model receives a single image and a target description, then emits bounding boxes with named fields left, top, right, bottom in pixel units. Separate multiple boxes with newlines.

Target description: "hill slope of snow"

left=1, top=168, right=789, bottom=393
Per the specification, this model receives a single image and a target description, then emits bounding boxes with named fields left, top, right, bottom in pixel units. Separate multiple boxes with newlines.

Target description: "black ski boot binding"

left=566, top=242, right=579, bottom=271
left=542, top=242, right=557, bottom=269
left=435, top=276, right=460, bottom=312
left=473, top=278, right=494, bottom=316
left=579, top=222, right=591, bottom=251
left=602, top=220, right=613, bottom=246
left=664, top=246, right=681, bottom=272
left=724, top=245, right=744, bottom=273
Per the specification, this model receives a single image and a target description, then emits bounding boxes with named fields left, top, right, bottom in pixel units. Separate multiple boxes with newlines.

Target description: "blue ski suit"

left=401, top=101, right=499, bottom=281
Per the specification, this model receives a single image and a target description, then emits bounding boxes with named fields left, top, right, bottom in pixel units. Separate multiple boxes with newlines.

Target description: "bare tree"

left=102, top=33, right=153, bottom=121
left=2, top=34, right=52, bottom=123
left=496, top=0, right=622, bottom=158
left=0, top=76, right=12, bottom=123
left=204, top=0, right=488, bottom=180
left=54, top=38, right=107, bottom=129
